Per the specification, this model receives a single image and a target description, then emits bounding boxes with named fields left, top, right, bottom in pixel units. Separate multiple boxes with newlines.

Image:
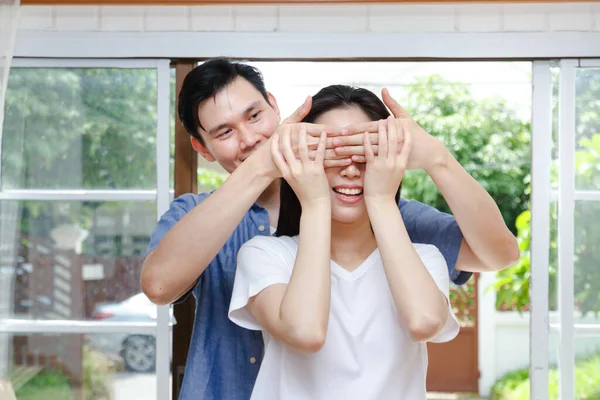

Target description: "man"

left=141, top=58, right=519, bottom=400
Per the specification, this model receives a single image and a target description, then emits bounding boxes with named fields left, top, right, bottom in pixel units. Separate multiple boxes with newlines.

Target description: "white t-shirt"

left=229, top=235, right=460, bottom=400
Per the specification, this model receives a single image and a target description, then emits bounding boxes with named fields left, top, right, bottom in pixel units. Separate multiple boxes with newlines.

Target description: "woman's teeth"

left=334, top=188, right=363, bottom=195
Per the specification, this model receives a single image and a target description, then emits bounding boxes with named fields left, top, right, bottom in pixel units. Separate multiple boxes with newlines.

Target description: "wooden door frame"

left=172, top=60, right=198, bottom=400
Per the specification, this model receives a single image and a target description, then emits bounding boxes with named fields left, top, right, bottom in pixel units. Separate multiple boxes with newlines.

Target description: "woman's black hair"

left=276, top=85, right=401, bottom=237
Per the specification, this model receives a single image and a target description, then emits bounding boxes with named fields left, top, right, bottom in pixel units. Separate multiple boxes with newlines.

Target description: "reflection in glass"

left=1, top=333, right=156, bottom=400
left=574, top=201, right=600, bottom=319
left=0, top=200, right=155, bottom=321
left=574, top=68, right=600, bottom=191
left=1, top=68, right=158, bottom=191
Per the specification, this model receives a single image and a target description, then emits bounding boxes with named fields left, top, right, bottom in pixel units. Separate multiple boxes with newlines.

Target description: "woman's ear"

left=191, top=136, right=216, bottom=162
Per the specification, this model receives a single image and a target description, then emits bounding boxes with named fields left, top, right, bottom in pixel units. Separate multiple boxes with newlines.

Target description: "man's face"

left=194, top=77, right=281, bottom=173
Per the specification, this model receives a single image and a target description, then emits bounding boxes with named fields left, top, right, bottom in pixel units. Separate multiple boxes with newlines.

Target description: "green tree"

left=2, top=68, right=159, bottom=249
left=2, top=68, right=157, bottom=190
left=492, top=133, right=600, bottom=314
left=401, top=75, right=531, bottom=233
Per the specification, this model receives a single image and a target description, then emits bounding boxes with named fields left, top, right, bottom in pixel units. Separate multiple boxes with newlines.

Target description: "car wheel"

left=121, top=335, right=156, bottom=373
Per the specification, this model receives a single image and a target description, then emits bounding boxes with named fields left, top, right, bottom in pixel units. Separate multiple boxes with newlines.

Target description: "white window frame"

left=0, top=57, right=172, bottom=400
left=529, top=60, right=553, bottom=400
left=532, top=58, right=600, bottom=400
left=12, top=31, right=600, bottom=60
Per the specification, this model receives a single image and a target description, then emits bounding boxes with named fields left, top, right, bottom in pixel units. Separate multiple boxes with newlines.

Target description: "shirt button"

left=249, top=357, right=257, bottom=364
left=258, top=225, right=265, bottom=232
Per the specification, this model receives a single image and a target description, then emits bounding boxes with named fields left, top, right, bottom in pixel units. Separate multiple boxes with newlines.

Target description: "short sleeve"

left=399, top=198, right=472, bottom=286
left=415, top=244, right=460, bottom=343
left=144, top=192, right=209, bottom=304
left=145, top=192, right=209, bottom=257
left=228, top=236, right=295, bottom=331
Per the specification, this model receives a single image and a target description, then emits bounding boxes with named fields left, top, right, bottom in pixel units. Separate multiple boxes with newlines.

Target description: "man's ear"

left=267, top=92, right=281, bottom=120
left=191, top=136, right=216, bottom=162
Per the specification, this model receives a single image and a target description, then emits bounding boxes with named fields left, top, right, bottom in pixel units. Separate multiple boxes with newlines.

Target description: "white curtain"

left=0, top=0, right=20, bottom=146
left=0, top=0, right=20, bottom=386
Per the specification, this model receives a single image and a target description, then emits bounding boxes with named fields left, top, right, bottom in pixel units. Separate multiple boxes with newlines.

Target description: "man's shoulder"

left=170, top=191, right=212, bottom=211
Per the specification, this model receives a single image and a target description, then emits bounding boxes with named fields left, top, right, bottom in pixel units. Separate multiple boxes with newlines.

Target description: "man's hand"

left=250, top=96, right=352, bottom=179
left=332, top=88, right=448, bottom=172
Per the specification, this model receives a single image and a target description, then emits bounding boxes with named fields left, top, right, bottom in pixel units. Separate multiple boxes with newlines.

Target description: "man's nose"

left=238, top=126, right=261, bottom=150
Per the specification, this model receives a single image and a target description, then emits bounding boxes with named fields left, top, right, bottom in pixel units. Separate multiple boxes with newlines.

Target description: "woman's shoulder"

left=412, top=243, right=444, bottom=260
left=241, top=235, right=299, bottom=255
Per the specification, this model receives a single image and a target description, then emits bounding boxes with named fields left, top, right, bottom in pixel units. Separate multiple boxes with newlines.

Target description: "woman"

left=229, top=85, right=459, bottom=399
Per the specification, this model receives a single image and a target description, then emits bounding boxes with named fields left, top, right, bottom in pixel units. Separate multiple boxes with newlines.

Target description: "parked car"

left=89, top=293, right=175, bottom=373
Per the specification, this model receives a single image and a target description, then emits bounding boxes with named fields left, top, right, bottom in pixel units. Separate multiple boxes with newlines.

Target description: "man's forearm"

left=427, top=147, right=520, bottom=272
left=368, top=199, right=448, bottom=342
left=141, top=159, right=274, bottom=305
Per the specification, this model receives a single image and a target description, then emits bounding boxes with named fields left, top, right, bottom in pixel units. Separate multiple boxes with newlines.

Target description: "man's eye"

left=250, top=112, right=261, bottom=120
left=217, top=130, right=232, bottom=138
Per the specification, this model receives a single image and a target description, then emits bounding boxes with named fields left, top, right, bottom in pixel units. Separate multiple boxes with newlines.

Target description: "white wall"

left=17, top=3, right=600, bottom=34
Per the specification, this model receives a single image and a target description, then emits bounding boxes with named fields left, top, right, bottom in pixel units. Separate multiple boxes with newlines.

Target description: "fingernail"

left=332, top=138, right=342, bottom=146
left=341, top=129, right=349, bottom=135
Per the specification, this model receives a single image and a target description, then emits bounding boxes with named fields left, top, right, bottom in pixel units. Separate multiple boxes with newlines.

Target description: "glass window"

left=1, top=333, right=157, bottom=399
left=1, top=200, right=155, bottom=321
left=2, top=68, right=158, bottom=191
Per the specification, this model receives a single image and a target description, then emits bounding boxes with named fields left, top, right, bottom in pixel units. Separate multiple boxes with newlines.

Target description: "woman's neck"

left=330, top=216, right=377, bottom=272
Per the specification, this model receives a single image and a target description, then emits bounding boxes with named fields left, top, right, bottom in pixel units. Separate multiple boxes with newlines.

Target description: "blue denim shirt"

left=146, top=192, right=471, bottom=400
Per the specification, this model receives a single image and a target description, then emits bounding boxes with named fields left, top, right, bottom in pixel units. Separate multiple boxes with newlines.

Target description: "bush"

left=489, top=353, right=600, bottom=400
left=14, top=345, right=117, bottom=400
left=83, top=344, right=118, bottom=400
left=14, top=371, right=72, bottom=400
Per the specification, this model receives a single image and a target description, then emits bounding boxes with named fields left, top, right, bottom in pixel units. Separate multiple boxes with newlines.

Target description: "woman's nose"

left=340, top=162, right=361, bottom=178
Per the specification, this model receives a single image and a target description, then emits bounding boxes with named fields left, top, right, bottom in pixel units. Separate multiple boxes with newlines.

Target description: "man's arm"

left=425, top=146, right=520, bottom=272
left=141, top=99, right=317, bottom=305
left=337, top=89, right=519, bottom=273
left=141, top=152, right=275, bottom=305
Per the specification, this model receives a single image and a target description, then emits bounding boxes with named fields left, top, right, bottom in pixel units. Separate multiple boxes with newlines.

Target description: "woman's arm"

left=248, top=126, right=332, bottom=353
left=247, top=202, right=331, bottom=353
left=363, top=117, right=450, bottom=342
left=368, top=199, right=449, bottom=342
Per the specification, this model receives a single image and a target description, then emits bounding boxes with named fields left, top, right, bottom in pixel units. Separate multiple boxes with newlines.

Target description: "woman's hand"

left=272, top=124, right=330, bottom=207
left=363, top=116, right=412, bottom=204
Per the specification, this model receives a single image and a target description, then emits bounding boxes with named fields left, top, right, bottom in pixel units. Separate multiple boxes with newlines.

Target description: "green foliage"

left=197, top=167, right=228, bottom=191
left=14, top=345, right=117, bottom=400
left=14, top=371, right=72, bottom=400
left=2, top=68, right=158, bottom=190
left=401, top=75, right=531, bottom=233
left=2, top=67, right=159, bottom=245
left=492, top=134, right=600, bottom=314
left=82, top=344, right=117, bottom=400
left=489, top=352, right=600, bottom=400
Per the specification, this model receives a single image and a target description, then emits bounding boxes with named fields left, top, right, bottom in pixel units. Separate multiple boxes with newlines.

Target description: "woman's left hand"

left=363, top=116, right=412, bottom=203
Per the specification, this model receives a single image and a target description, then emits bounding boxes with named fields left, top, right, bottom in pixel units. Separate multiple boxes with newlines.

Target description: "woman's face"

left=315, top=106, right=371, bottom=225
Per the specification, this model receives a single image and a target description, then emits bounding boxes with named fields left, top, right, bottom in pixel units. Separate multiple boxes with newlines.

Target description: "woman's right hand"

left=272, top=124, right=330, bottom=207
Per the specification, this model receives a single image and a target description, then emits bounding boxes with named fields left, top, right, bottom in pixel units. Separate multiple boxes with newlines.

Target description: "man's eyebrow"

left=244, top=101, right=262, bottom=115
left=205, top=101, right=263, bottom=136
